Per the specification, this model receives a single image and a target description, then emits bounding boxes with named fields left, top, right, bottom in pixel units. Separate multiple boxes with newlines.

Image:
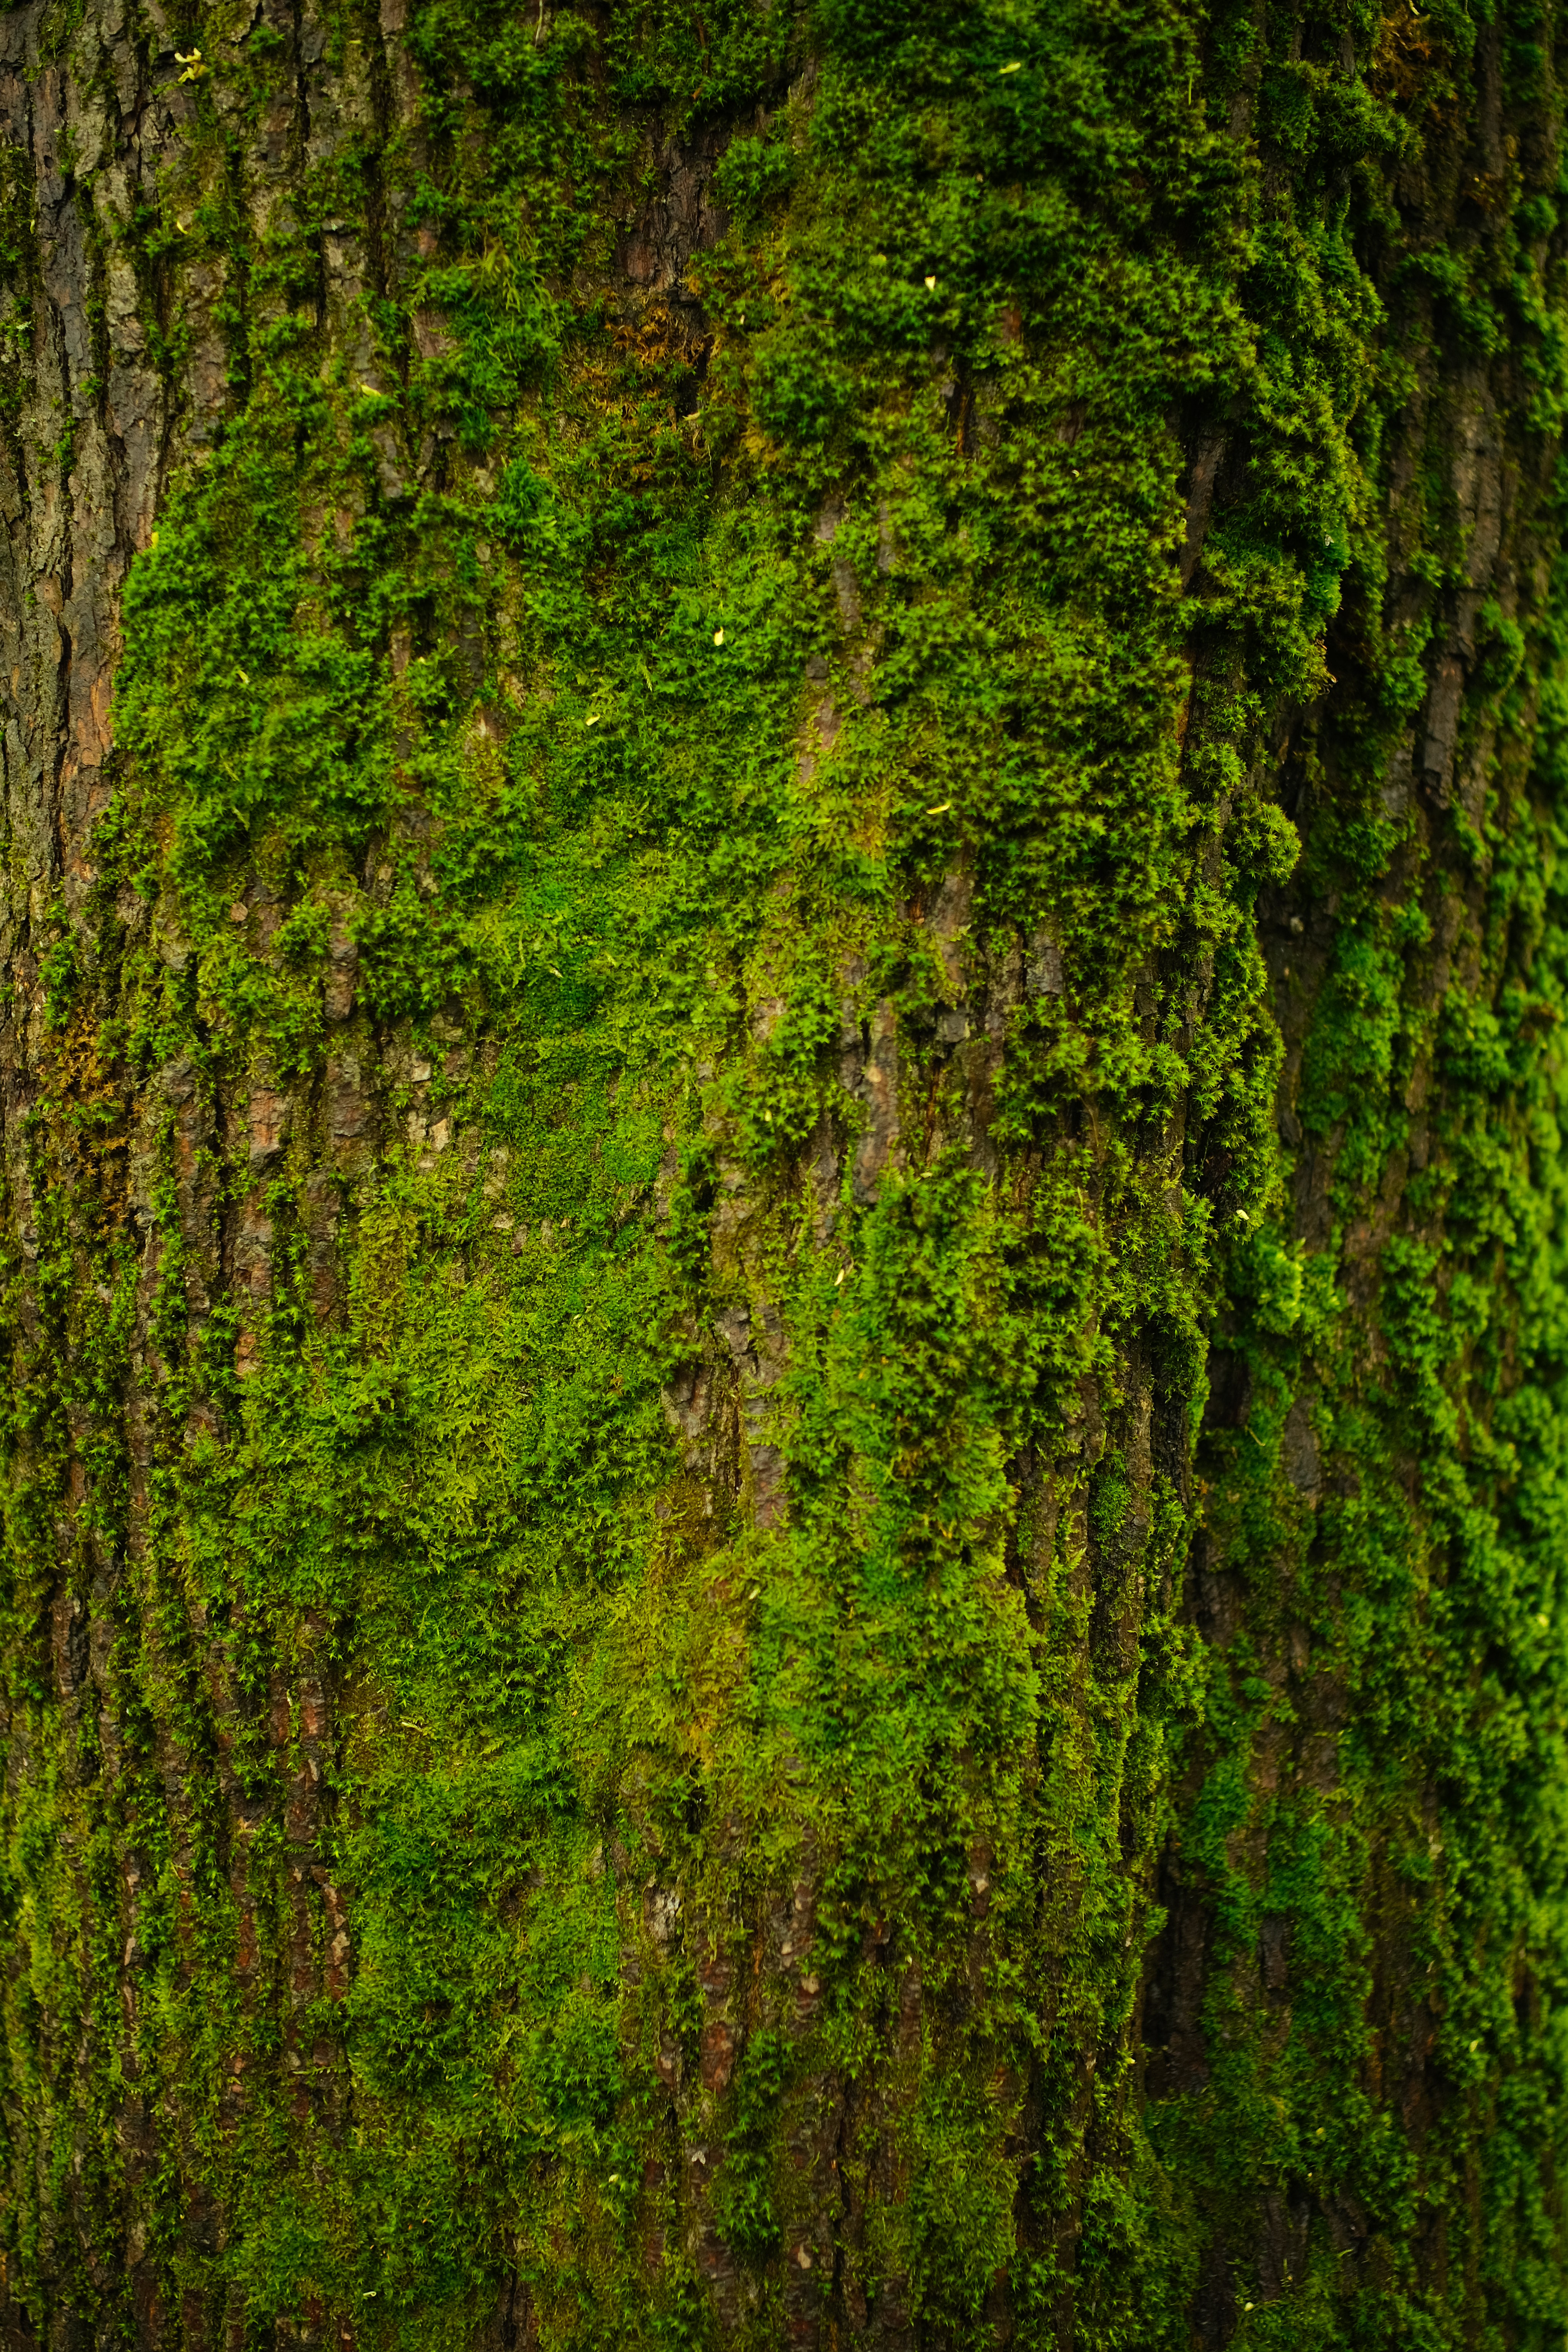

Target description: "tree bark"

left=2, top=1, right=1568, bottom=2346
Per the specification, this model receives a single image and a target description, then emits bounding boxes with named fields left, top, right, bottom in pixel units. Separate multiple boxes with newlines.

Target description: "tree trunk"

left=2, top=0, right=1567, bottom=2344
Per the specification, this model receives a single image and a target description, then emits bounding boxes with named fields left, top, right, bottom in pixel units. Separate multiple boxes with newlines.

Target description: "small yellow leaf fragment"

left=237, top=667, right=249, bottom=685
left=924, top=276, right=938, bottom=291
left=927, top=801, right=952, bottom=814
left=713, top=627, right=725, bottom=645
left=585, top=713, right=599, bottom=726
left=999, top=59, right=1022, bottom=73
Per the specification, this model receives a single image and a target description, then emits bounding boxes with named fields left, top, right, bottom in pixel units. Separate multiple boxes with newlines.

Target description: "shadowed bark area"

left=2, top=2, right=1568, bottom=2348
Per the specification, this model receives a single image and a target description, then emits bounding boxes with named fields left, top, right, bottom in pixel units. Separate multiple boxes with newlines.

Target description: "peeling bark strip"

left=2, top=2, right=1568, bottom=2347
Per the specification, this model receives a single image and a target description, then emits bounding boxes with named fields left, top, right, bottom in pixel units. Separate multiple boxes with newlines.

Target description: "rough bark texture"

left=2, top=0, right=1568, bottom=2347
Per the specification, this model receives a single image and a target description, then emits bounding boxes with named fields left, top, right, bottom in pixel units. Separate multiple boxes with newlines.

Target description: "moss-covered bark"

left=2, top=0, right=1568, bottom=2344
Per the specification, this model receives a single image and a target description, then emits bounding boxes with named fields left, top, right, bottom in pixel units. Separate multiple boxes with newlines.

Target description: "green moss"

left=5, top=0, right=1568, bottom=2344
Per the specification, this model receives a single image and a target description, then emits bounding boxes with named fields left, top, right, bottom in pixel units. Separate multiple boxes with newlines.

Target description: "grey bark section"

left=0, top=2, right=388, bottom=2341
